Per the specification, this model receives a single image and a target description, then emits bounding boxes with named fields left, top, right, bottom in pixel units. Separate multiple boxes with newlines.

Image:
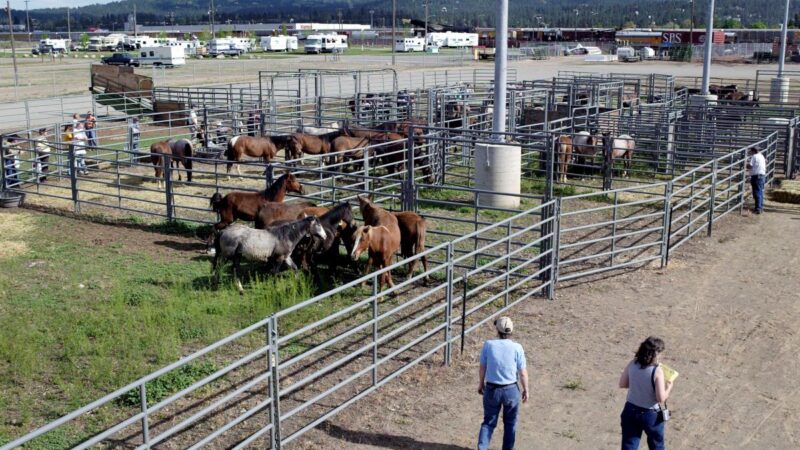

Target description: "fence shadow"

left=319, top=421, right=472, bottom=450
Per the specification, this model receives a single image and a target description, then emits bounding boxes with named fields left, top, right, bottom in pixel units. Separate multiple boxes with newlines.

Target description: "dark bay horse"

left=273, top=202, right=355, bottom=271
left=150, top=139, right=193, bottom=189
left=225, top=135, right=278, bottom=178
left=286, top=130, right=342, bottom=165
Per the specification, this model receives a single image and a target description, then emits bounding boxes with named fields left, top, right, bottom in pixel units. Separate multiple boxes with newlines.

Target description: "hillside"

left=8, top=0, right=800, bottom=32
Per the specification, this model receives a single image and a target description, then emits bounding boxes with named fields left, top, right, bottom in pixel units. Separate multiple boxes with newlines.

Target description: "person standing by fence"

left=34, top=128, right=51, bottom=183
left=746, top=147, right=766, bottom=215
left=85, top=112, right=98, bottom=147
left=72, top=123, right=89, bottom=176
left=618, top=336, right=674, bottom=450
left=477, top=316, right=529, bottom=450
left=2, top=135, right=22, bottom=188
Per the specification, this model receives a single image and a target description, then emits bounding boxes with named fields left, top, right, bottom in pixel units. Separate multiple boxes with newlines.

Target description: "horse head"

left=284, top=172, right=304, bottom=195
left=306, top=216, right=327, bottom=241
left=349, top=225, right=378, bottom=261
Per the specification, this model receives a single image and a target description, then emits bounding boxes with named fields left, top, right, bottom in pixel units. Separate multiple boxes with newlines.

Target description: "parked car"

left=101, top=53, right=140, bottom=67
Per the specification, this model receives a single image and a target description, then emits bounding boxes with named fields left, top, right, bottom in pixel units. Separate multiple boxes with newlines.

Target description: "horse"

left=571, top=131, right=601, bottom=176
left=332, top=135, right=372, bottom=169
left=392, top=211, right=429, bottom=282
left=286, top=130, right=342, bottom=165
left=602, top=133, right=635, bottom=177
left=212, top=218, right=327, bottom=294
left=353, top=194, right=401, bottom=291
left=149, top=139, right=193, bottom=189
left=287, top=202, right=355, bottom=271
left=344, top=128, right=409, bottom=175
left=297, top=121, right=340, bottom=136
left=254, top=201, right=321, bottom=229
left=554, top=135, right=573, bottom=183
left=208, top=173, right=304, bottom=251
left=225, top=135, right=278, bottom=178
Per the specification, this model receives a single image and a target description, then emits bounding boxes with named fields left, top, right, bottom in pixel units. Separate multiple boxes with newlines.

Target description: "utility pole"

left=392, top=0, right=396, bottom=65
left=133, top=3, right=138, bottom=37
left=700, top=0, right=714, bottom=95
left=209, top=0, right=215, bottom=39
left=424, top=0, right=428, bottom=44
left=778, top=0, right=790, bottom=77
left=24, top=0, right=30, bottom=42
left=689, top=0, right=695, bottom=49
left=67, top=6, right=71, bottom=42
left=369, top=9, right=374, bottom=29
left=5, top=0, right=19, bottom=96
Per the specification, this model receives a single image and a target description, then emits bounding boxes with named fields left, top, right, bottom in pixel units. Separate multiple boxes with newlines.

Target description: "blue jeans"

left=621, top=402, right=665, bottom=450
left=751, top=175, right=765, bottom=212
left=478, top=384, right=520, bottom=450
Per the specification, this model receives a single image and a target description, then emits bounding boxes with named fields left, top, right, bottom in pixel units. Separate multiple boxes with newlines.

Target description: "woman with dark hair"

left=618, top=336, right=674, bottom=450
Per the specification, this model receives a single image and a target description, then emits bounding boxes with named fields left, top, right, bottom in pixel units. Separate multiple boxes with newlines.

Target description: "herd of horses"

left=208, top=173, right=428, bottom=294
left=554, top=131, right=636, bottom=183
left=148, top=118, right=432, bottom=188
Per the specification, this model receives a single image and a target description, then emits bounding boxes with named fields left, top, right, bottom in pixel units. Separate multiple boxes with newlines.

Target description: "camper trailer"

left=426, top=32, right=479, bottom=48
left=260, top=36, right=299, bottom=52
left=304, top=33, right=347, bottom=53
left=123, top=35, right=158, bottom=50
left=394, top=37, right=425, bottom=52
left=88, top=34, right=127, bottom=51
left=38, top=38, right=70, bottom=53
left=208, top=38, right=241, bottom=56
left=137, top=46, right=186, bottom=67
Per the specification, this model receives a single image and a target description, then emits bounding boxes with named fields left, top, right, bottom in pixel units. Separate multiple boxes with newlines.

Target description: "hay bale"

left=769, top=179, right=800, bottom=204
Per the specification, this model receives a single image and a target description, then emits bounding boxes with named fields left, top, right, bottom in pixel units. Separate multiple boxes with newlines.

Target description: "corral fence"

left=0, top=119, right=778, bottom=449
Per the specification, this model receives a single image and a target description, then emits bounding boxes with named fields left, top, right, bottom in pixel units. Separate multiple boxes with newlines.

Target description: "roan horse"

left=208, top=173, right=304, bottom=251
left=225, top=135, right=279, bottom=178
left=150, top=139, right=194, bottom=189
left=602, top=133, right=635, bottom=177
left=272, top=202, right=355, bottom=271
left=212, top=218, right=327, bottom=294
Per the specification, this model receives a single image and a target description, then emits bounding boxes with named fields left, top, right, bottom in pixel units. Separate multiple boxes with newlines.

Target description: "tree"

left=280, top=23, right=287, bottom=36
left=80, top=33, right=89, bottom=48
left=750, top=21, right=768, bottom=29
left=158, top=31, right=168, bottom=40
left=622, top=20, right=636, bottom=29
left=198, top=30, right=211, bottom=42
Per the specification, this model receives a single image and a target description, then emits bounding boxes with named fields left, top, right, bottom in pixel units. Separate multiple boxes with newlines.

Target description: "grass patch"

left=117, top=362, right=218, bottom=407
left=0, top=211, right=315, bottom=441
left=562, top=379, right=586, bottom=391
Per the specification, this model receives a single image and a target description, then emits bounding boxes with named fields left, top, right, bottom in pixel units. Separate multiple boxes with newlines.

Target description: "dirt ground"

left=291, top=207, right=800, bottom=449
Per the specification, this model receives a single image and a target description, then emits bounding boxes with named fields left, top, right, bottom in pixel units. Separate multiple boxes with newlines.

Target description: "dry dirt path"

left=296, top=209, right=800, bottom=449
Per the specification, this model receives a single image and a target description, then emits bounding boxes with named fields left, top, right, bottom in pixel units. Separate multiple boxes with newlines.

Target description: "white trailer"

left=124, top=35, right=158, bottom=49
left=38, top=38, right=70, bottom=53
left=208, top=38, right=242, bottom=56
left=304, top=33, right=347, bottom=53
left=260, top=36, right=297, bottom=52
left=426, top=32, right=478, bottom=48
left=394, top=37, right=425, bottom=52
left=137, top=46, right=186, bottom=67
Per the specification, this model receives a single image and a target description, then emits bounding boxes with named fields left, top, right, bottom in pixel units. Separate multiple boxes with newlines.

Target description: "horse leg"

left=232, top=247, right=244, bottom=295
left=361, top=256, right=373, bottom=288
left=285, top=255, right=298, bottom=271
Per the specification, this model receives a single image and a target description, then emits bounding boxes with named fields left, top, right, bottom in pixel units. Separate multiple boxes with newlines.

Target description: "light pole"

left=5, top=0, right=19, bottom=97
left=423, top=0, right=428, bottom=44
left=574, top=9, right=579, bottom=42
left=778, top=0, right=790, bottom=77
left=700, top=0, right=715, bottom=95
left=24, top=0, right=30, bottom=42
left=689, top=0, right=695, bottom=47
left=208, top=0, right=215, bottom=39
left=369, top=9, right=374, bottom=29
left=392, top=0, right=396, bottom=65
left=67, top=6, right=71, bottom=42
left=493, top=0, right=509, bottom=137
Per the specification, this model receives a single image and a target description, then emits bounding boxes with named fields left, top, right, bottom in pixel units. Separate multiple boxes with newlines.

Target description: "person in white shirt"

left=72, top=123, right=89, bottom=175
left=746, top=147, right=767, bottom=214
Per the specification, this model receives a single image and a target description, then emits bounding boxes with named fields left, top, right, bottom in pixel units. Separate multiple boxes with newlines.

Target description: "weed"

left=562, top=379, right=586, bottom=391
left=556, top=429, right=578, bottom=440
left=117, top=362, right=219, bottom=407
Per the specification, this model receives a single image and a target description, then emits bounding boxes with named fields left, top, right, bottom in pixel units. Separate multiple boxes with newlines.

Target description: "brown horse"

left=286, top=130, right=341, bottom=165
left=150, top=139, right=193, bottom=189
left=225, top=135, right=278, bottom=178
left=332, top=135, right=372, bottom=169
left=208, top=173, right=304, bottom=252
left=353, top=194, right=401, bottom=291
left=392, top=211, right=429, bottom=282
left=570, top=131, right=601, bottom=177
left=554, top=135, right=573, bottom=184
left=253, top=201, right=320, bottom=229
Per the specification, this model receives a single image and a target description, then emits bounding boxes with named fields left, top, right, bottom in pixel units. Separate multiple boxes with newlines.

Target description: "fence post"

left=69, top=146, right=79, bottom=213
left=610, top=191, right=618, bottom=267
left=508, top=90, right=517, bottom=133
left=444, top=242, right=454, bottom=366
left=0, top=136, right=6, bottom=190
left=405, top=128, right=416, bottom=211
left=504, top=220, right=512, bottom=307
left=707, top=159, right=718, bottom=237
left=547, top=199, right=561, bottom=300
left=460, top=270, right=469, bottom=355
left=202, top=108, right=209, bottom=151
left=268, top=316, right=282, bottom=450
left=660, top=182, right=673, bottom=268
left=139, top=384, right=150, bottom=447
left=372, top=274, right=379, bottom=386
left=602, top=135, right=613, bottom=191
left=164, top=154, right=174, bottom=222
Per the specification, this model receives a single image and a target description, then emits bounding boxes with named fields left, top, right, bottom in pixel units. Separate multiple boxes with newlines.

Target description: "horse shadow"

left=153, top=239, right=207, bottom=252
left=318, top=421, right=471, bottom=450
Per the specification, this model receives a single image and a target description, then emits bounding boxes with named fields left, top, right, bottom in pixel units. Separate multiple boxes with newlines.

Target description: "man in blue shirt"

left=477, top=316, right=529, bottom=450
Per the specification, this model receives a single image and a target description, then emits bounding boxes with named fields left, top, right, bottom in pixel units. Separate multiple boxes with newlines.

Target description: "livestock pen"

left=0, top=69, right=788, bottom=449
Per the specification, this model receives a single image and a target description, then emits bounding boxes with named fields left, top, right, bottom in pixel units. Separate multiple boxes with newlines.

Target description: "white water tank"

left=474, top=143, right=521, bottom=208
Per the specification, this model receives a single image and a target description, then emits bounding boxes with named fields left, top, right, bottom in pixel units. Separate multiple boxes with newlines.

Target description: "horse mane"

left=320, top=203, right=352, bottom=227
left=273, top=216, right=314, bottom=246
left=262, top=174, right=287, bottom=199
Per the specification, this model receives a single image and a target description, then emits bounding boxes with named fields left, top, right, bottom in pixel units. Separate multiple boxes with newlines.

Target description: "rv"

left=304, top=33, right=347, bottom=53
left=88, top=34, right=127, bottom=51
left=260, top=35, right=298, bottom=52
left=426, top=32, right=479, bottom=48
left=394, top=37, right=425, bottom=52
left=38, top=38, right=70, bottom=53
left=137, top=46, right=186, bottom=67
left=123, top=35, right=158, bottom=50
left=208, top=38, right=240, bottom=56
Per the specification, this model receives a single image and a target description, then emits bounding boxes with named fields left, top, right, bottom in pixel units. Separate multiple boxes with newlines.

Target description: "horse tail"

left=210, top=192, right=224, bottom=212
left=415, top=218, right=427, bottom=255
left=183, top=140, right=194, bottom=182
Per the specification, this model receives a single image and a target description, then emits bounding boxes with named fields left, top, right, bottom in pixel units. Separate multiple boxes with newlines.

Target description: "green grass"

left=0, top=211, right=316, bottom=443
